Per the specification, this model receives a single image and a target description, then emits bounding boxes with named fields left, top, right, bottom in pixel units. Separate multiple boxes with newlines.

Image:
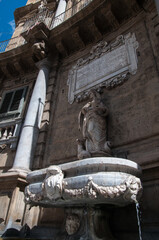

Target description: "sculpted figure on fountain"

left=77, top=89, right=111, bottom=159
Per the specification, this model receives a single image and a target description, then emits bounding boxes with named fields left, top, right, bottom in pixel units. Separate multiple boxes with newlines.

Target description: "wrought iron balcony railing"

left=0, top=36, right=25, bottom=53
left=23, top=8, right=54, bottom=32
left=50, top=0, right=93, bottom=28
left=0, top=0, right=93, bottom=53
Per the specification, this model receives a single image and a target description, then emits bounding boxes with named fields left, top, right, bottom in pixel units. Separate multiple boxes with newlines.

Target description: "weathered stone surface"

left=0, top=0, right=159, bottom=239
left=77, top=90, right=111, bottom=159
left=25, top=157, right=142, bottom=207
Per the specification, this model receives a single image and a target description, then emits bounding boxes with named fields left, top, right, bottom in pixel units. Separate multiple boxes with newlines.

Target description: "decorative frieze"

left=25, top=157, right=142, bottom=206
left=25, top=167, right=142, bottom=204
left=67, top=33, right=139, bottom=103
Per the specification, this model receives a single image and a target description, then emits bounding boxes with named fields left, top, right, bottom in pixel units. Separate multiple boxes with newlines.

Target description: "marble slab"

left=67, top=33, right=139, bottom=104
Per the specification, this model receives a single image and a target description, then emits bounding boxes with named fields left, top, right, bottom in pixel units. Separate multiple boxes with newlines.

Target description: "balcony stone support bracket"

left=21, top=21, right=50, bottom=45
left=9, top=58, right=51, bottom=173
left=71, top=27, right=85, bottom=49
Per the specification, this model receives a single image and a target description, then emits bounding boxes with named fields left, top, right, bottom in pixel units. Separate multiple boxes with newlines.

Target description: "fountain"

left=25, top=90, right=142, bottom=239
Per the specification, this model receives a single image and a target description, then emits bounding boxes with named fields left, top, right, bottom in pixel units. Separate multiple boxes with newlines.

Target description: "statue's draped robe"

left=78, top=98, right=108, bottom=154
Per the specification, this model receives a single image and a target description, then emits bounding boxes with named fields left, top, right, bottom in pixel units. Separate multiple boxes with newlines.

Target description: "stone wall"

left=36, top=8, right=159, bottom=238
left=43, top=11, right=159, bottom=166
left=0, top=2, right=159, bottom=238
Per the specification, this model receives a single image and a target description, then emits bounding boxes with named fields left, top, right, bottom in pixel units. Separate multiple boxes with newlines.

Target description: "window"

left=0, top=86, right=28, bottom=121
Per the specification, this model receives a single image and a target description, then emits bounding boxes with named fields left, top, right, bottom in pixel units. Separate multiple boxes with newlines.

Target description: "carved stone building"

left=0, top=0, right=159, bottom=239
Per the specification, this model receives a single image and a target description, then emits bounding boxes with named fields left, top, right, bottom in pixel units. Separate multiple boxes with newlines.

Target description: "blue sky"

left=0, top=0, right=27, bottom=42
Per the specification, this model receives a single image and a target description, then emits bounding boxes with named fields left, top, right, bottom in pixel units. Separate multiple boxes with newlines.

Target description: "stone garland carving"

left=67, top=33, right=139, bottom=104
left=25, top=166, right=142, bottom=204
left=64, top=176, right=142, bottom=203
left=25, top=185, right=43, bottom=203
left=77, top=90, right=111, bottom=159
left=75, top=72, right=129, bottom=103
left=76, top=35, right=124, bottom=67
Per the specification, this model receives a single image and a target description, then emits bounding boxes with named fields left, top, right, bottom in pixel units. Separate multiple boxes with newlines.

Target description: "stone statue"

left=43, top=166, right=64, bottom=200
left=77, top=90, right=111, bottom=159
left=32, top=40, right=48, bottom=62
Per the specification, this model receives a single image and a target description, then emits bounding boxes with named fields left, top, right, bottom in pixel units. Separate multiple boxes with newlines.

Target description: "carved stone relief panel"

left=67, top=33, right=139, bottom=104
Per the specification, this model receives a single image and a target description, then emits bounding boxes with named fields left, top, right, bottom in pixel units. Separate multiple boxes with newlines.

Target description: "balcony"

left=50, top=0, right=93, bottom=28
left=22, top=9, right=54, bottom=32
left=0, top=118, right=22, bottom=149
left=0, top=0, right=93, bottom=53
left=0, top=36, right=25, bottom=53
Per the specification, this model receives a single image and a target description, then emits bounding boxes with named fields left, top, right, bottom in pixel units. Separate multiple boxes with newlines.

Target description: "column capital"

left=36, top=58, right=52, bottom=70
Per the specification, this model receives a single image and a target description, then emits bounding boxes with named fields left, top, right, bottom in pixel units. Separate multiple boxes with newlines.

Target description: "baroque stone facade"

left=0, top=0, right=159, bottom=239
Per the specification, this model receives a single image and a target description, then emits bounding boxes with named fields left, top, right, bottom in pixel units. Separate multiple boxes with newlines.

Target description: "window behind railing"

left=0, top=86, right=28, bottom=148
left=0, top=86, right=28, bottom=121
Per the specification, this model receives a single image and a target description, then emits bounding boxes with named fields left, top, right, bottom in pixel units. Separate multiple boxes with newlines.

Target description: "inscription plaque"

left=67, top=33, right=139, bottom=104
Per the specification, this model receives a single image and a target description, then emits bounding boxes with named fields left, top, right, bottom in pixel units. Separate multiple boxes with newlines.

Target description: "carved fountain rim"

left=27, top=157, right=142, bottom=183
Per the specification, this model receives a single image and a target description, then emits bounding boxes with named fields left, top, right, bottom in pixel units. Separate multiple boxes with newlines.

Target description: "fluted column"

left=10, top=59, right=51, bottom=173
left=52, top=0, right=67, bottom=27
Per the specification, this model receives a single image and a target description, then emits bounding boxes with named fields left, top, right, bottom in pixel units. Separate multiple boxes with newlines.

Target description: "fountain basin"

left=25, top=157, right=142, bottom=207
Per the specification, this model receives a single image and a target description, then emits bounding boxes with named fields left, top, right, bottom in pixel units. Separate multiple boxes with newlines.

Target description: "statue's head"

left=89, top=89, right=101, bottom=102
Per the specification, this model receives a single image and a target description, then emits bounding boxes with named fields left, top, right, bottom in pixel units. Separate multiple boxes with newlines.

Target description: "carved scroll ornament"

left=25, top=166, right=63, bottom=203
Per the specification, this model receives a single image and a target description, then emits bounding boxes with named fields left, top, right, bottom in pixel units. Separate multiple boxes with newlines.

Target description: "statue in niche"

left=77, top=90, right=111, bottom=159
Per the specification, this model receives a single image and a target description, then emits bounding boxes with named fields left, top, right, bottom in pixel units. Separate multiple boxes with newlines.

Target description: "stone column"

left=155, top=0, right=159, bottom=14
left=10, top=59, right=50, bottom=173
left=52, top=0, right=67, bottom=27
left=64, top=0, right=73, bottom=21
